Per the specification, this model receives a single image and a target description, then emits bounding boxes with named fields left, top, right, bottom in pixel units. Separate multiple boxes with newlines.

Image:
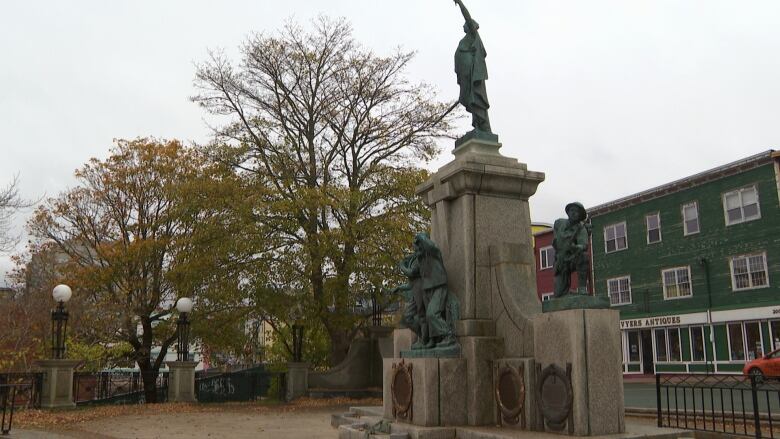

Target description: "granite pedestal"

left=382, top=357, right=467, bottom=427
left=381, top=138, right=546, bottom=429
left=166, top=360, right=198, bottom=402
left=286, top=362, right=309, bottom=401
left=36, top=359, right=81, bottom=408
left=533, top=308, right=625, bottom=435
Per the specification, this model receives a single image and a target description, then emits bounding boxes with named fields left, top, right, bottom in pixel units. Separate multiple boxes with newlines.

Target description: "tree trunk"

left=327, top=329, right=353, bottom=366
left=138, top=363, right=159, bottom=403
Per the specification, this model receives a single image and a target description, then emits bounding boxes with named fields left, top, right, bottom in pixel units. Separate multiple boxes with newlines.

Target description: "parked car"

left=743, top=347, right=780, bottom=381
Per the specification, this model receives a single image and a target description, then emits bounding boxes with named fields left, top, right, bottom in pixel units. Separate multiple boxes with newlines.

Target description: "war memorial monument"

left=338, top=1, right=624, bottom=437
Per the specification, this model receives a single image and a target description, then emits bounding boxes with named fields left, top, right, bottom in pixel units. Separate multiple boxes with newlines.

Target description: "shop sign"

left=711, top=305, right=780, bottom=323
left=620, top=312, right=707, bottom=330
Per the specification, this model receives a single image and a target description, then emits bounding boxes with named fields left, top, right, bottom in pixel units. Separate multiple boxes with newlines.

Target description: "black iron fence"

left=1, top=384, right=30, bottom=435
left=195, top=366, right=285, bottom=403
left=657, top=373, right=780, bottom=438
left=0, top=373, right=42, bottom=409
left=73, top=371, right=168, bottom=405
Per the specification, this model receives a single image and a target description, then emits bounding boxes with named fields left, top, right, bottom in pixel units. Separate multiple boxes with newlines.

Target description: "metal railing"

left=1, top=383, right=33, bottom=435
left=73, top=371, right=168, bottom=405
left=657, top=373, right=780, bottom=438
left=0, top=373, right=42, bottom=409
left=195, top=366, right=285, bottom=403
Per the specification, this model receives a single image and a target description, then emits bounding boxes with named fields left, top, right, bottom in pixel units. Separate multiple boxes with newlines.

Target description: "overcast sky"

left=1, top=0, right=779, bottom=284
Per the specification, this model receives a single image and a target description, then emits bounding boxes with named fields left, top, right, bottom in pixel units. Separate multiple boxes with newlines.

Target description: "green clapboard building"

left=588, top=150, right=780, bottom=375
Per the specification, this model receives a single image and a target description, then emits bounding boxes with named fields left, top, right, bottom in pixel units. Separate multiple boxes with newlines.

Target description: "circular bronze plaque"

left=495, top=365, right=524, bottom=423
left=538, top=364, right=573, bottom=430
left=391, top=363, right=413, bottom=418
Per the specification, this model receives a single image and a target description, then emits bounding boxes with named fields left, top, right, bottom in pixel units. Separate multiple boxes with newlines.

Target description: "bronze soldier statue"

left=453, top=0, right=492, bottom=134
left=553, top=202, right=591, bottom=297
left=390, top=233, right=458, bottom=350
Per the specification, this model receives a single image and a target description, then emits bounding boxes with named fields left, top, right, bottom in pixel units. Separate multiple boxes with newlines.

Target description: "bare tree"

left=0, top=175, right=31, bottom=253
left=193, top=17, right=457, bottom=365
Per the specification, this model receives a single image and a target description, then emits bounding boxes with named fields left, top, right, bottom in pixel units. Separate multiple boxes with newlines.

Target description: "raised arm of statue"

left=453, top=0, right=475, bottom=30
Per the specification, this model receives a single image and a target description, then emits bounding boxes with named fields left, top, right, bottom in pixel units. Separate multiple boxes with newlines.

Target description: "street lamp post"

left=51, top=284, right=72, bottom=359
left=166, top=297, right=197, bottom=403
left=176, top=297, right=193, bottom=362
left=292, top=324, right=304, bottom=363
left=36, top=284, right=80, bottom=408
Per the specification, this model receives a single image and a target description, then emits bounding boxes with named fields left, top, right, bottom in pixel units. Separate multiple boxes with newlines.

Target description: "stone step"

left=349, top=405, right=384, bottom=417
left=308, top=387, right=382, bottom=399
left=338, top=423, right=410, bottom=439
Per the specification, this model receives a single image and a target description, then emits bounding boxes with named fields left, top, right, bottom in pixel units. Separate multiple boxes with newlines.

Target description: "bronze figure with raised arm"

left=453, top=0, right=492, bottom=134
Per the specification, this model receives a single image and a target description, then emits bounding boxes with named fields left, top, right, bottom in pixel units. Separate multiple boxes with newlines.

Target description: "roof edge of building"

left=588, top=149, right=776, bottom=217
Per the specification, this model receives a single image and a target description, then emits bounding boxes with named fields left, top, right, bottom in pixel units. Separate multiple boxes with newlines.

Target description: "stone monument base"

left=533, top=308, right=625, bottom=435
left=36, top=359, right=81, bottom=408
left=542, top=294, right=610, bottom=313
left=286, top=362, right=309, bottom=401
left=399, top=344, right=460, bottom=358
left=166, top=360, right=198, bottom=403
left=382, top=357, right=467, bottom=427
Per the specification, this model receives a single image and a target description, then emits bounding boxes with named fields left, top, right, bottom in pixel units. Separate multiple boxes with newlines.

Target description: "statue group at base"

left=390, top=233, right=459, bottom=353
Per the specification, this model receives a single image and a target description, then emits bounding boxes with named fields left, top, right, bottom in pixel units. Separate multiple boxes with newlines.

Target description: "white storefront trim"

left=620, top=311, right=708, bottom=330
left=619, top=305, right=780, bottom=331
left=711, top=305, right=780, bottom=323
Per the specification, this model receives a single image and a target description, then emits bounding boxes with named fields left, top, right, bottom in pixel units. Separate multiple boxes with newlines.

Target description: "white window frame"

left=646, top=212, right=662, bottom=244
left=769, top=320, right=780, bottom=351
left=727, top=322, right=747, bottom=362
left=625, top=330, right=641, bottom=364
left=661, top=266, right=693, bottom=300
left=607, top=275, right=632, bottom=306
left=541, top=292, right=554, bottom=302
left=667, top=328, right=682, bottom=362
left=682, top=202, right=700, bottom=236
left=539, top=246, right=555, bottom=270
left=729, top=252, right=770, bottom=292
left=603, top=221, right=628, bottom=254
left=723, top=185, right=761, bottom=226
left=689, top=326, right=706, bottom=363
left=744, top=320, right=765, bottom=361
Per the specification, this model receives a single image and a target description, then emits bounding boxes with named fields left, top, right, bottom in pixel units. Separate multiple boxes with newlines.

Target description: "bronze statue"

left=553, top=202, right=591, bottom=297
left=391, top=233, right=459, bottom=350
left=453, top=0, right=492, bottom=134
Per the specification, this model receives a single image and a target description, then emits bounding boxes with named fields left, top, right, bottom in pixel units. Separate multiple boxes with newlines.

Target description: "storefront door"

left=641, top=329, right=654, bottom=374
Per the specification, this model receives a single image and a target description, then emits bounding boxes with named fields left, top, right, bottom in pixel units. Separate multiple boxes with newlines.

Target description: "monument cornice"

left=416, top=146, right=545, bottom=206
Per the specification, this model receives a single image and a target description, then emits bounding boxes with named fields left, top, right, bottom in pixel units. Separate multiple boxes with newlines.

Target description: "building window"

left=607, top=276, right=631, bottom=306
left=770, top=320, right=780, bottom=351
left=627, top=331, right=640, bottom=363
left=682, top=202, right=700, bottom=235
left=730, top=252, right=769, bottom=291
left=728, top=323, right=745, bottom=361
left=604, top=222, right=627, bottom=253
left=723, top=185, right=761, bottom=225
left=655, top=329, right=668, bottom=362
left=539, top=246, right=555, bottom=270
left=668, top=328, right=682, bottom=362
left=646, top=212, right=661, bottom=244
left=690, top=326, right=705, bottom=362
left=745, top=322, right=763, bottom=360
left=662, top=266, right=692, bottom=299
left=541, top=293, right=554, bottom=302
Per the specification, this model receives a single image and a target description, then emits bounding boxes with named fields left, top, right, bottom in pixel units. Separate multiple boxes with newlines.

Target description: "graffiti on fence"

left=198, top=377, right=236, bottom=396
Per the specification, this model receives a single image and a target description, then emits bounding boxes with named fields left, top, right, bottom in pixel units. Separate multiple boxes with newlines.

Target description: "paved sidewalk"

left=9, top=405, right=350, bottom=439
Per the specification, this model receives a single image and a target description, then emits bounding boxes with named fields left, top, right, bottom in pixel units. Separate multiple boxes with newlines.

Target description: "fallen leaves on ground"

left=13, top=397, right=382, bottom=431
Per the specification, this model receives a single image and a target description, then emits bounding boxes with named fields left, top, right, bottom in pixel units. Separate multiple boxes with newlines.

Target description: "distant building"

left=0, top=286, right=13, bottom=300
left=587, top=150, right=780, bottom=375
